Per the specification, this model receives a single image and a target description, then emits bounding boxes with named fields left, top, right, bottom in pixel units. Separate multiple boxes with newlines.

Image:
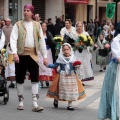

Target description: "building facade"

left=1, top=0, right=120, bottom=25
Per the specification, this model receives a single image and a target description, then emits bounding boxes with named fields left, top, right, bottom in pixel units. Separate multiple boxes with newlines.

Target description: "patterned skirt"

left=47, top=71, right=86, bottom=101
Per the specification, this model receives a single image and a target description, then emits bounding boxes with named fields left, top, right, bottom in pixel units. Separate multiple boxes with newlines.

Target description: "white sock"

left=17, top=83, right=24, bottom=106
left=68, top=101, right=72, bottom=106
left=32, top=83, right=39, bottom=108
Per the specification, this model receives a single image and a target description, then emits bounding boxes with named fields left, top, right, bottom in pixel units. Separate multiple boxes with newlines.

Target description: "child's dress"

left=46, top=54, right=86, bottom=101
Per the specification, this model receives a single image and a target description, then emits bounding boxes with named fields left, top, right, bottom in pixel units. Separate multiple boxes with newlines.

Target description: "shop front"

left=64, top=0, right=95, bottom=23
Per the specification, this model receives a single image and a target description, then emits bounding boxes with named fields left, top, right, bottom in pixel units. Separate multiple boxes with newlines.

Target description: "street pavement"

left=0, top=52, right=109, bottom=120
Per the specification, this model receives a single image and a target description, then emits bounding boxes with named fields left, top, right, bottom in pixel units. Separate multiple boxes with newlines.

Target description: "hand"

left=13, top=53, right=19, bottom=63
left=118, top=57, right=120, bottom=64
left=43, top=58, right=48, bottom=66
left=94, top=44, right=98, bottom=48
left=75, top=43, right=80, bottom=47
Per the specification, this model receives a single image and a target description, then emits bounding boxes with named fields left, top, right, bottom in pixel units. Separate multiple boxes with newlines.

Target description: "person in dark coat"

left=54, top=18, right=63, bottom=36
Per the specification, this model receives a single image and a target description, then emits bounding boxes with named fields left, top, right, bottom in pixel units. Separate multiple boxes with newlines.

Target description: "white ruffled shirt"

left=111, top=34, right=120, bottom=59
left=10, top=21, right=47, bottom=58
left=0, top=31, right=5, bottom=50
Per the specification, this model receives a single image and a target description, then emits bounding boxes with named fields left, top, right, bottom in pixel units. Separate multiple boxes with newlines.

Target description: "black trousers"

left=15, top=55, right=39, bottom=84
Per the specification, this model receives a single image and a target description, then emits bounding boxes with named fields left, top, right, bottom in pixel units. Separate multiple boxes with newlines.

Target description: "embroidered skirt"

left=47, top=71, right=86, bottom=101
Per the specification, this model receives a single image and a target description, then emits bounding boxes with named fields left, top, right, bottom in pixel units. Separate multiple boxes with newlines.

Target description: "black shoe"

left=53, top=99, right=58, bottom=108
left=99, top=70, right=103, bottom=72
left=9, top=83, right=15, bottom=88
left=46, top=82, right=49, bottom=87
left=82, top=83, right=85, bottom=86
left=67, top=106, right=74, bottom=111
left=103, top=67, right=106, bottom=70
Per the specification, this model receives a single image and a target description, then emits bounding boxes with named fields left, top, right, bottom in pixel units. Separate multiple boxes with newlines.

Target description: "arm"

left=0, top=31, right=5, bottom=50
left=48, top=62, right=59, bottom=69
left=10, top=24, right=18, bottom=54
left=39, top=24, right=47, bottom=58
left=111, top=39, right=120, bottom=59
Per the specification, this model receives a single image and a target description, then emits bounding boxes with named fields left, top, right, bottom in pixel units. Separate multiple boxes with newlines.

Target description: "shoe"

left=9, top=83, right=15, bottom=88
left=17, top=106, right=24, bottom=110
left=53, top=99, right=58, bottom=108
left=99, top=70, right=103, bottom=72
left=32, top=106, right=44, bottom=112
left=103, top=67, right=106, bottom=70
left=67, top=106, right=74, bottom=111
left=46, top=82, right=49, bottom=87
left=82, top=83, right=85, bottom=86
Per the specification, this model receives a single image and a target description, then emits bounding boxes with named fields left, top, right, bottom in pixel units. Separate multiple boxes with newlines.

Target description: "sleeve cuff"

left=43, top=55, right=47, bottom=58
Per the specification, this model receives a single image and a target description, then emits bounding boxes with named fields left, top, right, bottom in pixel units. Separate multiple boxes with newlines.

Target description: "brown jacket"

left=2, top=25, right=13, bottom=45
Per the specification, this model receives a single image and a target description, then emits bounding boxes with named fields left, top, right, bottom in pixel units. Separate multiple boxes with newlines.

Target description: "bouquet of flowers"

left=53, top=36, right=64, bottom=56
left=76, top=34, right=93, bottom=47
left=53, top=36, right=64, bottom=50
left=75, top=34, right=93, bottom=53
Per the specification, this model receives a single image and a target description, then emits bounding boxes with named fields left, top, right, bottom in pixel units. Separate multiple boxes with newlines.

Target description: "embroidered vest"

left=16, top=20, right=40, bottom=55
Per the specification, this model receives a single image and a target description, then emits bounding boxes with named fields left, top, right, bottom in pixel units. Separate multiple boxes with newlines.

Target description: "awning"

left=64, top=0, right=89, bottom=4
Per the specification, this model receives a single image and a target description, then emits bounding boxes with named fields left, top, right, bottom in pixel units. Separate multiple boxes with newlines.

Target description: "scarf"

left=56, top=43, right=76, bottom=74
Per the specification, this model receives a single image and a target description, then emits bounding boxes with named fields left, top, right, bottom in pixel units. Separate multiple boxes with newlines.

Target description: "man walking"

left=10, top=4, right=48, bottom=112
left=2, top=18, right=13, bottom=48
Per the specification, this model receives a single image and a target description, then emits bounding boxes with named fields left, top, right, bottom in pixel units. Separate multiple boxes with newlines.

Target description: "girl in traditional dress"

left=98, top=22, right=120, bottom=120
left=95, top=33, right=110, bottom=72
left=38, top=22, right=54, bottom=87
left=46, top=43, right=85, bottom=111
left=74, top=22, right=94, bottom=81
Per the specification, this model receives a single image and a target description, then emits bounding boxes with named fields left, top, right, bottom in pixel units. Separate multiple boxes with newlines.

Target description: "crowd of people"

left=0, top=3, right=120, bottom=118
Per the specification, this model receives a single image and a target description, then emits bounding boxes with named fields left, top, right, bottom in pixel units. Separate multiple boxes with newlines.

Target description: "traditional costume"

left=98, top=24, right=120, bottom=119
left=47, top=43, right=85, bottom=110
left=10, top=4, right=47, bottom=112
left=95, top=34, right=109, bottom=71
left=74, top=31, right=94, bottom=81
left=38, top=32, right=53, bottom=86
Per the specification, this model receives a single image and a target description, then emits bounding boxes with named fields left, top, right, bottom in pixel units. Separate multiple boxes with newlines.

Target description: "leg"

left=28, top=56, right=43, bottom=112
left=15, top=56, right=27, bottom=110
left=99, top=65, right=103, bottom=72
left=67, top=101, right=74, bottom=111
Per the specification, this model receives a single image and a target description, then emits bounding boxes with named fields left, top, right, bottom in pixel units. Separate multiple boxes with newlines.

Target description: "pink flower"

left=105, top=44, right=110, bottom=49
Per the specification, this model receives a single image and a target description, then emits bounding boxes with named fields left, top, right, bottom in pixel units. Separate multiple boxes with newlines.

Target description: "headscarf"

left=56, top=43, right=76, bottom=74
left=114, top=22, right=120, bottom=37
left=24, top=4, right=34, bottom=14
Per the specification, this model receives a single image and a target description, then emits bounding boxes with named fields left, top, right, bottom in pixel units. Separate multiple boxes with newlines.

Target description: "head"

left=48, top=18, right=52, bottom=23
left=35, top=14, right=41, bottom=21
left=24, top=4, right=34, bottom=21
left=110, top=25, right=114, bottom=30
left=76, top=21, right=83, bottom=33
left=65, top=19, right=72, bottom=29
left=5, top=18, right=11, bottom=26
left=89, top=19, right=93, bottom=23
left=41, top=22, right=47, bottom=32
left=99, top=34, right=104, bottom=40
left=106, top=20, right=110, bottom=26
left=1, top=20, right=5, bottom=26
left=59, top=16, right=62, bottom=21
left=56, top=18, right=60, bottom=24
left=62, top=43, right=71, bottom=57
left=44, top=19, right=48, bottom=24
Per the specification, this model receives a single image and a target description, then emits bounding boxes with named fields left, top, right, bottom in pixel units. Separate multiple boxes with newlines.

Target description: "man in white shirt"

left=10, top=4, right=48, bottom=112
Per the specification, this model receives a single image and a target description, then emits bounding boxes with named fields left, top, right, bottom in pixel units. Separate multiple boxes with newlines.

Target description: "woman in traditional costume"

left=74, top=22, right=94, bottom=81
left=95, top=33, right=110, bottom=72
left=60, top=19, right=76, bottom=47
left=38, top=22, right=55, bottom=87
left=46, top=43, right=85, bottom=111
left=98, top=23, right=120, bottom=120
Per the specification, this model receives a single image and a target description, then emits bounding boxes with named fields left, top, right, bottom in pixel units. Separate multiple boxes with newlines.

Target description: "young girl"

left=95, top=33, right=110, bottom=72
left=46, top=43, right=86, bottom=111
